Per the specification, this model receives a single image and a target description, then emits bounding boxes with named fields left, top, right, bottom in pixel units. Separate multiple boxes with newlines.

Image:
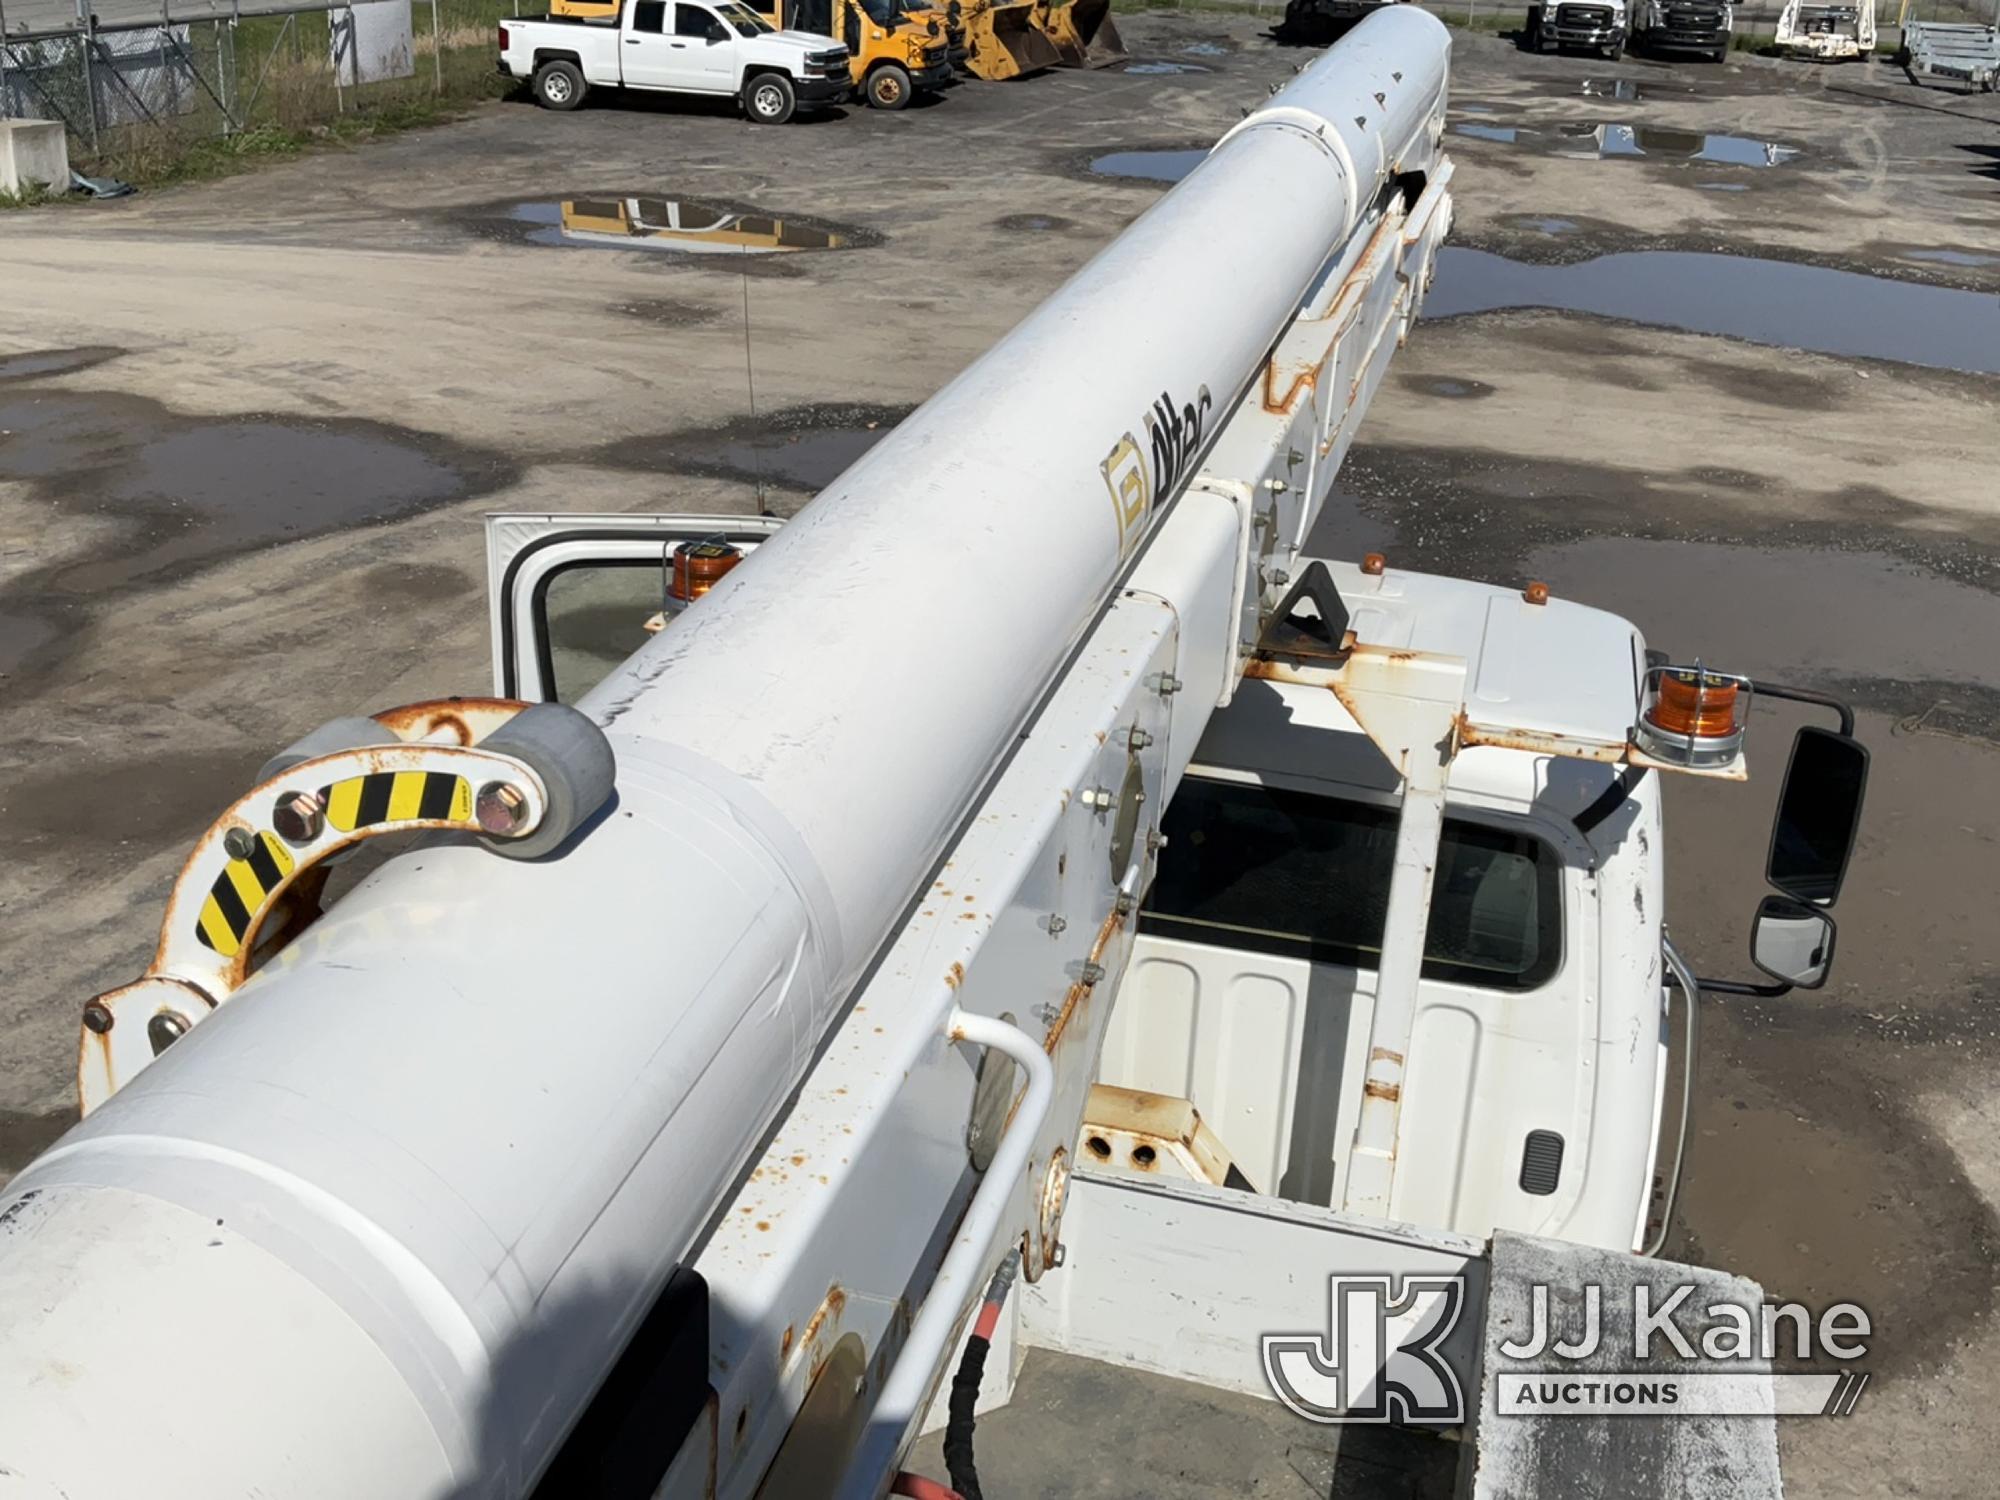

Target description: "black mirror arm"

left=1751, top=679, right=1855, bottom=738
left=1689, top=974, right=1792, bottom=999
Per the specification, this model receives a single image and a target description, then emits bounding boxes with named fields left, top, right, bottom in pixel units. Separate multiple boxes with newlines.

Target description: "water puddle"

left=1696, top=181, right=1749, bottom=192
left=1579, top=77, right=1643, bottom=100
left=1896, top=247, right=1999, bottom=269
left=0, top=389, right=508, bottom=590
left=1452, top=121, right=1799, bottom=167
left=594, top=402, right=914, bottom=495
left=1401, top=374, right=1496, bottom=399
left=503, top=196, right=857, bottom=256
left=1089, top=149, right=1206, bottom=184
left=995, top=212, right=1078, bottom=232
left=1425, top=248, right=2000, bottom=375
left=1456, top=102, right=1499, bottom=116
left=1179, top=40, right=1227, bottom=55
left=0, top=347, right=121, bottom=382
left=1584, top=123, right=1799, bottom=167
left=1123, top=59, right=1212, bottom=74
left=1514, top=215, right=1580, bottom=235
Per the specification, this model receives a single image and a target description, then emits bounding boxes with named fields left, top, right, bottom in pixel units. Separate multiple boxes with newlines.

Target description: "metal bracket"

left=78, top=697, right=556, bottom=1114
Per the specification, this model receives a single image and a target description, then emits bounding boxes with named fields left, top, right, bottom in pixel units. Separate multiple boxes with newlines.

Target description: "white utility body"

left=499, top=0, right=854, bottom=121
left=0, top=14, right=1866, bottom=1499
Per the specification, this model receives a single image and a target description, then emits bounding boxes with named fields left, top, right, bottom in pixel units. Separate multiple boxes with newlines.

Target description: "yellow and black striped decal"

left=195, top=831, right=297, bottom=957
left=320, top=771, right=472, bottom=834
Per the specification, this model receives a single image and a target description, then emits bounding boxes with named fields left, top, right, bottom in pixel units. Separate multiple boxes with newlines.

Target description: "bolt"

left=1115, top=893, right=1136, bottom=917
left=222, top=826, right=258, bottom=861
left=148, top=1010, right=190, bottom=1056
left=1362, top=552, right=1388, bottom=577
left=272, top=790, right=324, bottom=845
left=1127, top=727, right=1154, bottom=752
left=82, top=1001, right=114, bottom=1035
left=1153, top=673, right=1183, bottom=697
left=476, top=782, right=530, bottom=836
left=1079, top=962, right=1105, bottom=986
left=1146, top=831, right=1168, bottom=855
left=1262, top=477, right=1289, bottom=493
left=1287, top=448, right=1305, bottom=467
left=1081, top=786, right=1114, bottom=812
left=1266, top=567, right=1291, bottom=589
left=1047, top=913, right=1068, bottom=938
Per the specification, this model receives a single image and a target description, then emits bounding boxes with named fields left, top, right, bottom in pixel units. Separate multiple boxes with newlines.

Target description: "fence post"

left=430, top=0, right=440, bottom=93
left=76, top=0, right=98, bottom=154
left=0, top=0, right=11, bottom=120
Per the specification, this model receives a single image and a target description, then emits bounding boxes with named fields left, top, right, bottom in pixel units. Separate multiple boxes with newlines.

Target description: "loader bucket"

left=959, top=0, right=1061, bottom=79
left=1035, top=0, right=1126, bottom=67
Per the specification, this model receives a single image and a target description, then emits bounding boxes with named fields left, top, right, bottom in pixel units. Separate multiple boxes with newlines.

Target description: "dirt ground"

left=2, top=12, right=1998, bottom=1496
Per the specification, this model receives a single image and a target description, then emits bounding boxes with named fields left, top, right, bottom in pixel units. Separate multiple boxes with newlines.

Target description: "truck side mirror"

left=1750, top=895, right=1836, bottom=989
left=707, top=19, right=729, bottom=40
left=1766, top=725, right=1867, bottom=906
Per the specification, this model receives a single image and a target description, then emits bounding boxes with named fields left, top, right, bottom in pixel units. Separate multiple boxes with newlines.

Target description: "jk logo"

left=1261, top=1275, right=1467, bottom=1424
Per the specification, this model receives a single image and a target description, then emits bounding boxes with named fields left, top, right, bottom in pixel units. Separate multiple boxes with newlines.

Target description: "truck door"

left=663, top=0, right=742, bottom=90
left=618, top=0, right=684, bottom=88
left=485, top=513, right=784, bottom=703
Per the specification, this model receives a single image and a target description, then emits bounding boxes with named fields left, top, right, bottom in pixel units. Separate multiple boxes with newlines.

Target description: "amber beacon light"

left=1633, top=663, right=1752, bottom=768
left=666, top=538, right=746, bottom=615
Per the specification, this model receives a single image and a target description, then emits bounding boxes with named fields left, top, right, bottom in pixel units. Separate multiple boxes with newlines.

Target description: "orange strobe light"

left=1635, top=665, right=1750, bottom=768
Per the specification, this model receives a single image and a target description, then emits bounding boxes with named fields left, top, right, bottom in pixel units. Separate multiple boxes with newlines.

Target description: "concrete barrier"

left=0, top=120, right=68, bottom=197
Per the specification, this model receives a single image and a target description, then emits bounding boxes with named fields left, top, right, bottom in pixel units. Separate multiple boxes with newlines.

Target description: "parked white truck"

left=498, top=0, right=854, bottom=122
left=1630, top=0, right=1733, bottom=60
left=1525, top=0, right=1628, bottom=57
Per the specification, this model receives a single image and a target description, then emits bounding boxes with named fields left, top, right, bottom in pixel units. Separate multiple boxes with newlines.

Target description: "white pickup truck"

left=499, top=0, right=854, bottom=122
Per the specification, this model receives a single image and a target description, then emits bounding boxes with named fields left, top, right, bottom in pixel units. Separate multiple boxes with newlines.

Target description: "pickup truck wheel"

left=745, top=72, right=797, bottom=124
left=533, top=60, right=585, bottom=111
left=866, top=62, right=913, bottom=109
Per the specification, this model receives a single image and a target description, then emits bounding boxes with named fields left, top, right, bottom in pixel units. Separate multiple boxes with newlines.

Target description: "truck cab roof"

left=1194, top=559, right=1647, bottom=814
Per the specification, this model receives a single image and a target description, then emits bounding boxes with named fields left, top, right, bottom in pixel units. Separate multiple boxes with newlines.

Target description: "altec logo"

left=1262, top=1275, right=1873, bottom=1425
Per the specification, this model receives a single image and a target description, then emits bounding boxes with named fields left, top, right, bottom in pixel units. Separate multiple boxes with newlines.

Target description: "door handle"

left=626, top=37, right=641, bottom=42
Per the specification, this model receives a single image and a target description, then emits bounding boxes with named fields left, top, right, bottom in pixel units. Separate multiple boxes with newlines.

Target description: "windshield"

left=717, top=1, right=774, bottom=33
left=1141, top=775, right=1563, bottom=992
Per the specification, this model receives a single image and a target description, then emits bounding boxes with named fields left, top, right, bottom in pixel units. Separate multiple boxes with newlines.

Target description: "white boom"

left=0, top=13, right=1455, bottom=1499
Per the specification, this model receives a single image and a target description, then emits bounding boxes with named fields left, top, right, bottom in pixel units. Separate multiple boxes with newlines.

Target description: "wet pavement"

left=1455, top=119, right=1801, bottom=165
left=593, top=402, right=910, bottom=500
left=1427, top=248, right=2000, bottom=374
left=1089, top=147, right=1207, bottom=182
left=457, top=194, right=869, bottom=258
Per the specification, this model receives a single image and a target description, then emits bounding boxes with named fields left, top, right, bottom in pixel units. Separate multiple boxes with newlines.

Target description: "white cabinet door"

left=484, top=512, right=784, bottom=703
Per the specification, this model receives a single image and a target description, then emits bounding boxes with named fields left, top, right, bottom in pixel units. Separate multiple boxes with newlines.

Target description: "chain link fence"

left=0, top=0, right=524, bottom=174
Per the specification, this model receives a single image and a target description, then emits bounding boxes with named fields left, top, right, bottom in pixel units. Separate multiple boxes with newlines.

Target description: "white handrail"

left=835, top=1008, right=1055, bottom=1500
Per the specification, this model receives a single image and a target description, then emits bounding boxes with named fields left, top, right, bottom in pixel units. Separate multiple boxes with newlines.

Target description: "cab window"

left=1140, top=775, right=1562, bottom=991
left=717, top=0, right=775, bottom=32
left=632, top=0, right=666, bottom=29
left=674, top=3, right=723, bottom=36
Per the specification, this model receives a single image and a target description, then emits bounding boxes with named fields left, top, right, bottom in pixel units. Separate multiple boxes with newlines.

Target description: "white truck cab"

left=1103, top=561, right=1666, bottom=1254
left=481, top=518, right=1865, bottom=1275
left=499, top=0, right=853, bottom=122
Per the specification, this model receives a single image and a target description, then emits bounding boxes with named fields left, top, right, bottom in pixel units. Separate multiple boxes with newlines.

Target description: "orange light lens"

left=669, top=540, right=743, bottom=603
left=1646, top=672, right=1740, bottom=738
